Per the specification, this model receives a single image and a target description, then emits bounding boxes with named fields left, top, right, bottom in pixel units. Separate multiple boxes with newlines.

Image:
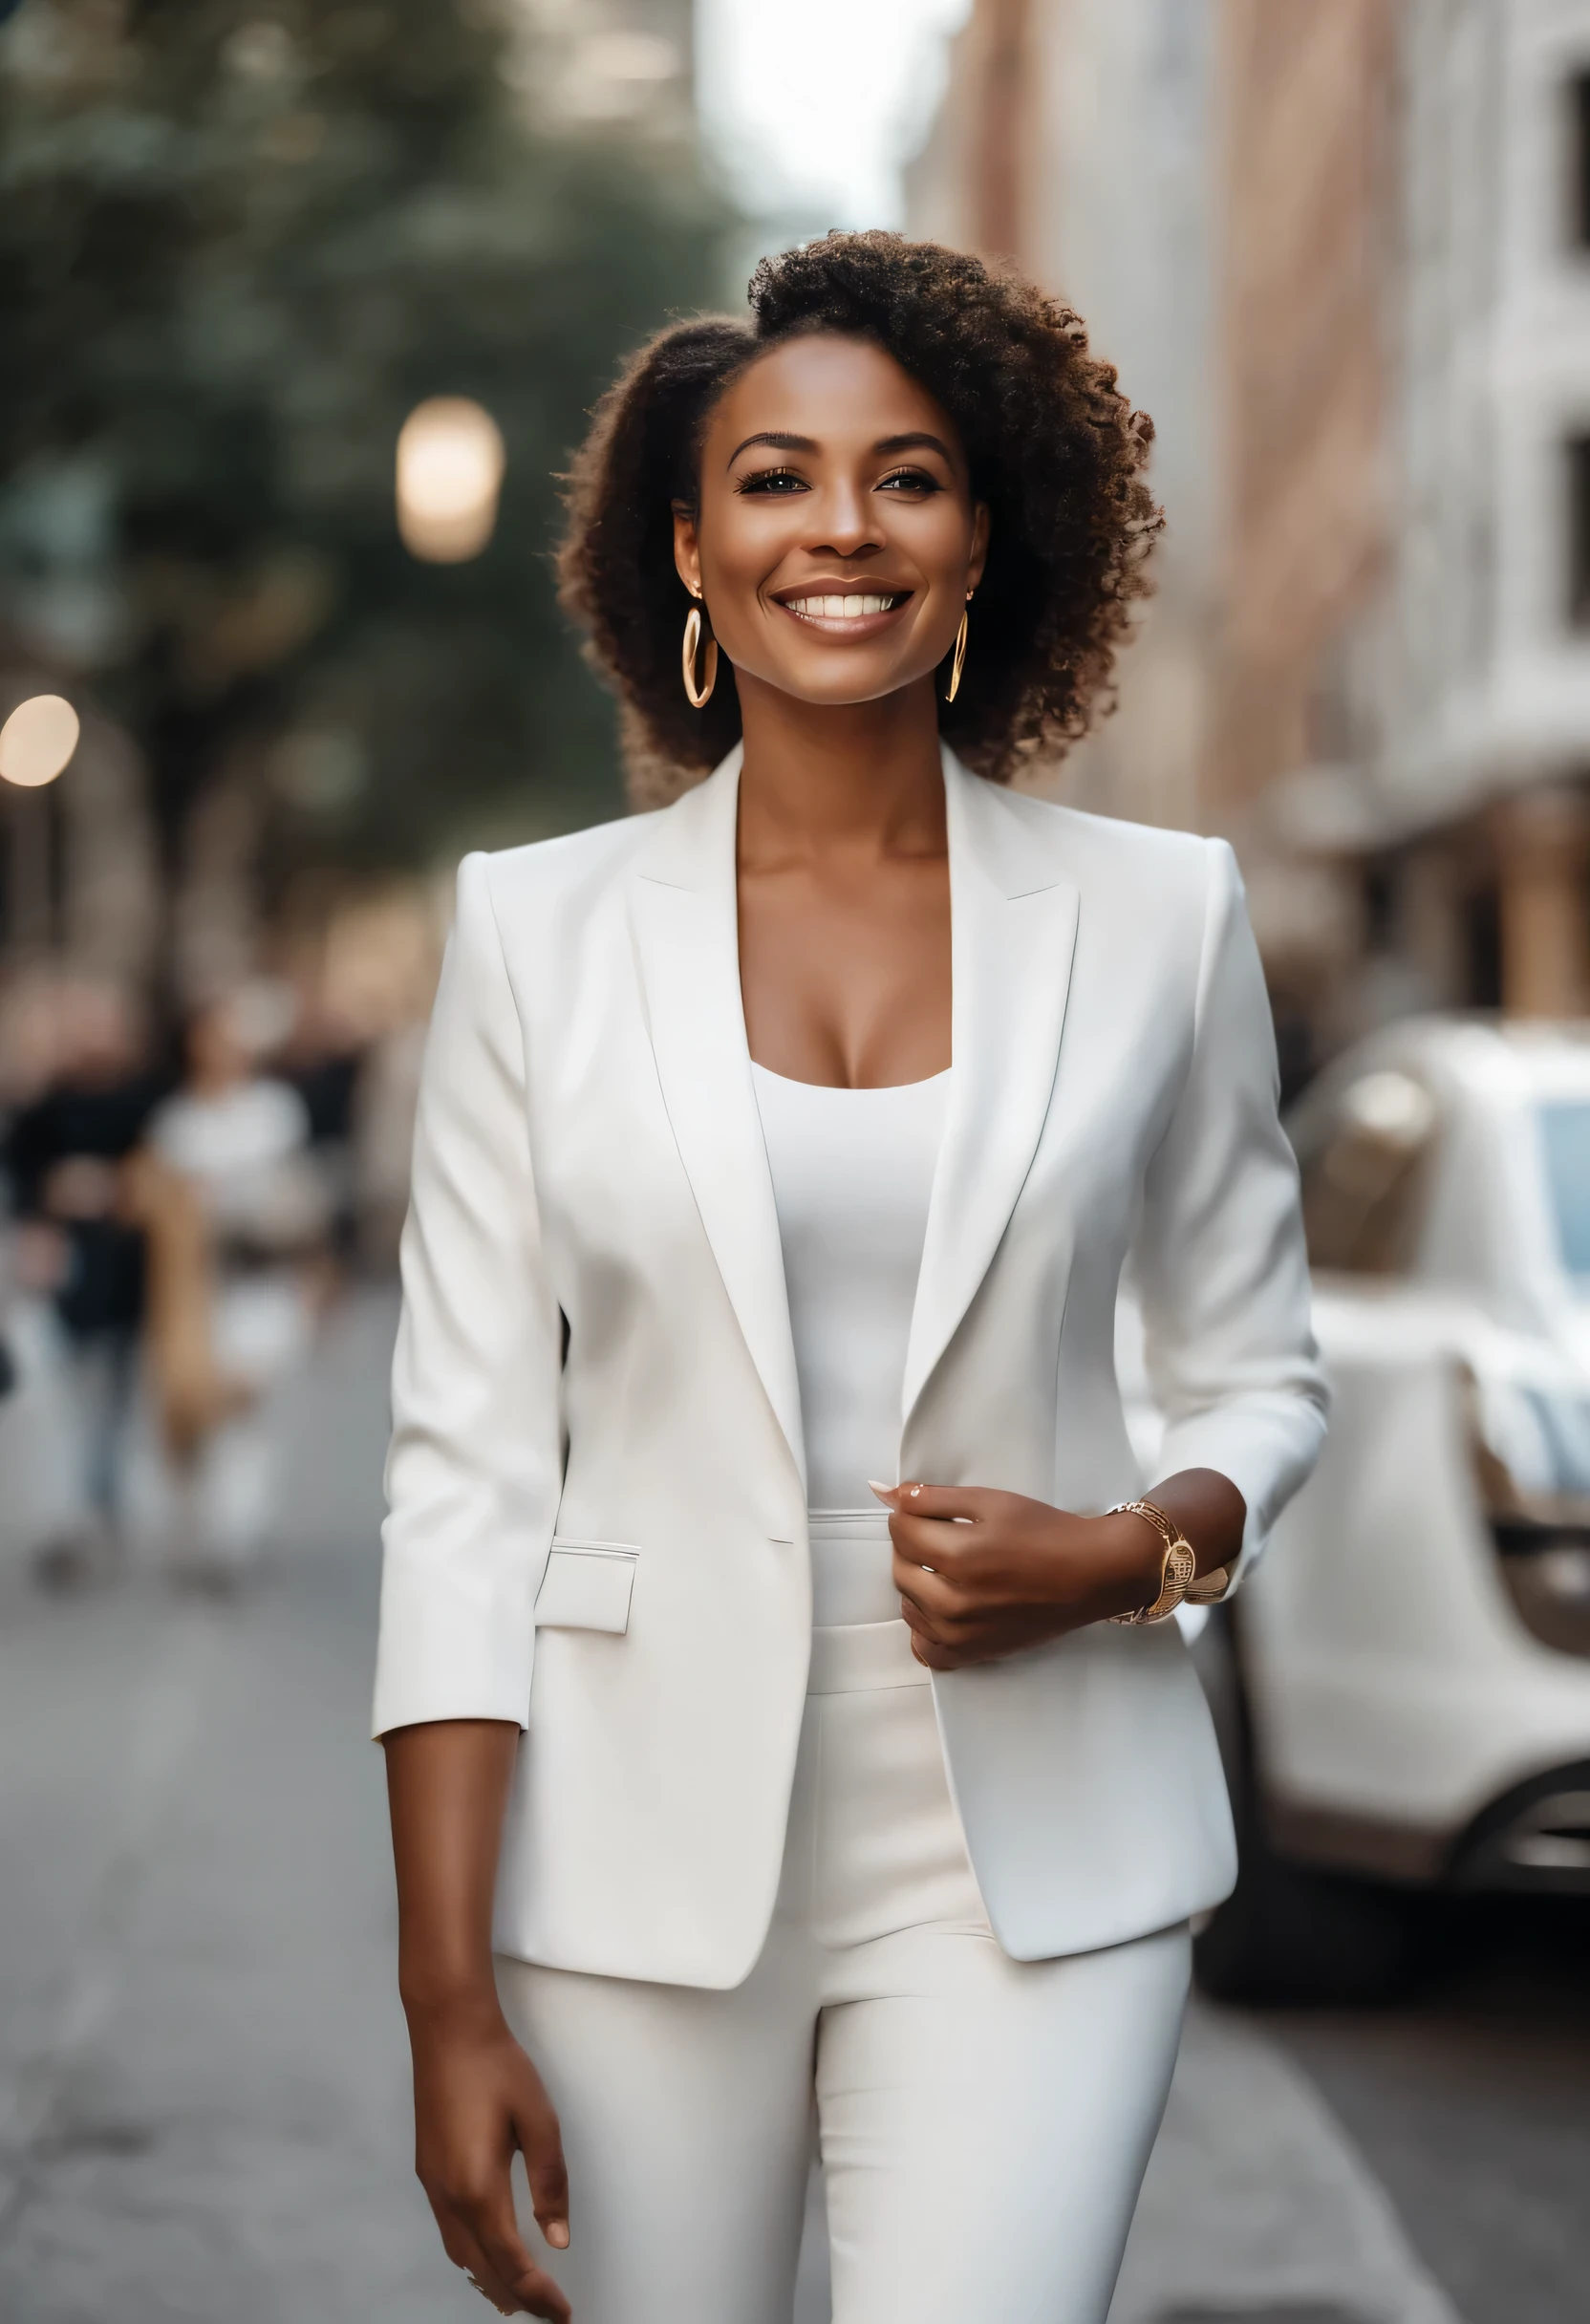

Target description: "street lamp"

left=0, top=693, right=80, bottom=787
left=0, top=692, right=78, bottom=956
left=396, top=398, right=505, bottom=563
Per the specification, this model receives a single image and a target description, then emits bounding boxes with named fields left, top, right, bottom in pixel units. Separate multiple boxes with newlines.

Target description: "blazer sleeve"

left=372, top=852, right=564, bottom=1736
left=1133, top=838, right=1328, bottom=1585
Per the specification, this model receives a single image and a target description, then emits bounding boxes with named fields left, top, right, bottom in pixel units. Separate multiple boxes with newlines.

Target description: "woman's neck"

left=734, top=672, right=947, bottom=871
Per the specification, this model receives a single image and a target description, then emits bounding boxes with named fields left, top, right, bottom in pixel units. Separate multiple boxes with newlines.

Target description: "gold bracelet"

left=1107, top=1499, right=1197, bottom=1625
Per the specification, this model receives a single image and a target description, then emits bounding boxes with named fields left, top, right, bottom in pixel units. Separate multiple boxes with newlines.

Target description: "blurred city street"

left=0, top=1288, right=1581, bottom=2324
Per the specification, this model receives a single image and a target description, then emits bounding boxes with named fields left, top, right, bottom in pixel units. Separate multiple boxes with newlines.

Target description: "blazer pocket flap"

left=535, top=1541, right=638, bottom=1634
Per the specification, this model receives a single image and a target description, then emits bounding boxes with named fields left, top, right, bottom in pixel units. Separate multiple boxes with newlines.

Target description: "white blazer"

left=376, top=746, right=1326, bottom=1988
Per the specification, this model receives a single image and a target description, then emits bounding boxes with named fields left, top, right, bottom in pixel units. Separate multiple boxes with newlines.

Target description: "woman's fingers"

left=468, top=2187, right=571, bottom=2323
left=907, top=1626, right=957, bottom=1670
left=434, top=2175, right=571, bottom=2321
left=436, top=2214, right=525, bottom=2315
left=896, top=1570, right=981, bottom=1660
left=899, top=1594, right=1004, bottom=1669
left=519, top=2270, right=573, bottom=2323
left=887, top=1508, right=980, bottom=1581
left=874, top=1480, right=995, bottom=1523
left=892, top=1557, right=969, bottom=1637
left=515, top=2095, right=570, bottom=2251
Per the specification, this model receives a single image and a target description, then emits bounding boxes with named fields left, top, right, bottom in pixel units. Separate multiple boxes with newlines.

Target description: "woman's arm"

left=876, top=836, right=1323, bottom=1668
left=1131, top=837, right=1328, bottom=1583
left=376, top=851, right=564, bottom=1737
left=376, top=857, right=571, bottom=2312
left=385, top=1720, right=569, bottom=2322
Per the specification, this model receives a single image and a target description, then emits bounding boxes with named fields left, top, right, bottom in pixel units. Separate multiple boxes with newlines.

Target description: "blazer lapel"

left=628, top=750, right=806, bottom=1487
left=901, top=750, right=1081, bottom=1424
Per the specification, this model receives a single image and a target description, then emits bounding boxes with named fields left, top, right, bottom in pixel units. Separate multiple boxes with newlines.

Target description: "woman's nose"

left=805, top=481, right=879, bottom=558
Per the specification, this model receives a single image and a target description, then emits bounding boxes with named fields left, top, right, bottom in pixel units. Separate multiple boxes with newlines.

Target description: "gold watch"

left=1107, top=1498, right=1211, bottom=1625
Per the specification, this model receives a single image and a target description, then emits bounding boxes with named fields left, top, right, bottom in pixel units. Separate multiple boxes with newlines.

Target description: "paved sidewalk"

left=1108, top=2004, right=1460, bottom=2324
left=0, top=1291, right=1457, bottom=2323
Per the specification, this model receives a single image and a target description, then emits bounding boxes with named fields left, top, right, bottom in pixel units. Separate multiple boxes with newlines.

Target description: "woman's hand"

left=408, top=1998, right=570, bottom=2320
left=384, top=1718, right=572, bottom=2319
left=871, top=1469, right=1245, bottom=1669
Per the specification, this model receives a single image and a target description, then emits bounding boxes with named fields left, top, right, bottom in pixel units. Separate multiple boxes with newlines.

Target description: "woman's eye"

left=877, top=467, right=942, bottom=495
left=736, top=467, right=807, bottom=495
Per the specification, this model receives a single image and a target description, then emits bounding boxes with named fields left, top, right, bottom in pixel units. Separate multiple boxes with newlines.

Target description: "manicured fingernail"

left=867, top=1479, right=895, bottom=1500
left=547, top=2221, right=569, bottom=2249
left=908, top=1483, right=922, bottom=1498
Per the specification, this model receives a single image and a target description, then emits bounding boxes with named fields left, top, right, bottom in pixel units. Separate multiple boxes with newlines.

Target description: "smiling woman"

left=558, top=230, right=1161, bottom=804
left=376, top=227, right=1325, bottom=2324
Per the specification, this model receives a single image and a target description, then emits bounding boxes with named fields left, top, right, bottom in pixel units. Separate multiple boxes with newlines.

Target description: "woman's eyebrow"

left=874, top=431, right=955, bottom=463
left=726, top=430, right=818, bottom=467
left=723, top=427, right=957, bottom=469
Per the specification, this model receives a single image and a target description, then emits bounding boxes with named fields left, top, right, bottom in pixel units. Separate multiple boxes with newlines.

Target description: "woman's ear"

left=967, top=502, right=992, bottom=595
left=672, top=503, right=703, bottom=599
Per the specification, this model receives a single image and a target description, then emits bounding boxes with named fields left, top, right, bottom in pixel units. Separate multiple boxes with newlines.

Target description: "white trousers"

left=498, top=1584, right=1189, bottom=2324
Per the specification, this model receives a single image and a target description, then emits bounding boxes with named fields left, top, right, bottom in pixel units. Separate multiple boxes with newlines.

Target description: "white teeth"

left=789, top=592, right=899, bottom=620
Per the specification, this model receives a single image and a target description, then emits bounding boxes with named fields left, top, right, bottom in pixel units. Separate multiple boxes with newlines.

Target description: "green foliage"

left=0, top=0, right=736, bottom=871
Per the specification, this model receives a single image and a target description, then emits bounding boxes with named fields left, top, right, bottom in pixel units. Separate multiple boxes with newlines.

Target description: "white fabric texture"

left=497, top=1602, right=1190, bottom=2324
left=804, top=1510, right=902, bottom=1628
left=751, top=1062, right=948, bottom=1622
left=376, top=745, right=1329, bottom=1986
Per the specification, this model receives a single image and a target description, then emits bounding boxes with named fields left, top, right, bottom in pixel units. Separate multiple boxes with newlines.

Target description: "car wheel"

left=1189, top=1607, right=1425, bottom=2005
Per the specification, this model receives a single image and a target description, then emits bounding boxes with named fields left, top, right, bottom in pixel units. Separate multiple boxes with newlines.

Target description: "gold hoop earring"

left=682, top=601, right=719, bottom=709
left=945, top=595, right=972, bottom=704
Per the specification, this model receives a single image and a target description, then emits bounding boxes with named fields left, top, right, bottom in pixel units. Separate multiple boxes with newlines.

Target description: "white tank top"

left=751, top=1064, right=950, bottom=1623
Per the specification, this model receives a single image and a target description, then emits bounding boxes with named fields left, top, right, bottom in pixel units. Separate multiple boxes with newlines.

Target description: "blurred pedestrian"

left=140, top=988, right=330, bottom=1585
left=2, top=979, right=161, bottom=1587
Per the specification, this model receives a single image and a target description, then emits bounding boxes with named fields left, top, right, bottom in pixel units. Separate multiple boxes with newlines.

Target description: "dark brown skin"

left=385, top=332, right=1245, bottom=2315
left=385, top=1719, right=570, bottom=2321
left=679, top=333, right=979, bottom=1090
left=875, top=1474, right=1245, bottom=1668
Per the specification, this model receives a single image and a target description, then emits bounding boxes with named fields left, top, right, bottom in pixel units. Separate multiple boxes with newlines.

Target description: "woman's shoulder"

left=450, top=804, right=671, bottom=934
left=974, top=778, right=1226, bottom=899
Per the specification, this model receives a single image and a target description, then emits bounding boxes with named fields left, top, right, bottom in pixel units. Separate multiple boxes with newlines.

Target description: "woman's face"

left=674, top=334, right=989, bottom=713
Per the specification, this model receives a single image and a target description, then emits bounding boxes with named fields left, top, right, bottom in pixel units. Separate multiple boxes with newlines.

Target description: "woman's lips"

left=772, top=589, right=913, bottom=639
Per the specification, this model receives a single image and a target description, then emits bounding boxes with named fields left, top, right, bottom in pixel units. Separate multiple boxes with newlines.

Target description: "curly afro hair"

left=557, top=231, right=1161, bottom=806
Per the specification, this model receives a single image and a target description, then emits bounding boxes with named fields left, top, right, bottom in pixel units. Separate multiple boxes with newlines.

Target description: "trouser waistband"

left=807, top=1618, right=929, bottom=1694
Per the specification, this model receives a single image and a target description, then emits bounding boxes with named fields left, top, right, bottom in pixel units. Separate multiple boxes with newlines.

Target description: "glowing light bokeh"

left=0, top=694, right=81, bottom=787
left=396, top=398, right=506, bottom=564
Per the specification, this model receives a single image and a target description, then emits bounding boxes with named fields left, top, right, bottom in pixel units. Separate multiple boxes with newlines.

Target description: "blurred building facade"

left=511, top=0, right=695, bottom=138
left=913, top=0, right=1590, bottom=1071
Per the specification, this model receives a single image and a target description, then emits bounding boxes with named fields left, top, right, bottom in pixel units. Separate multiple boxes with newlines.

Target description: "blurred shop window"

left=1570, top=69, right=1590, bottom=247
left=1567, top=434, right=1590, bottom=627
left=1297, top=1069, right=1438, bottom=1276
left=1539, top=1102, right=1590, bottom=1286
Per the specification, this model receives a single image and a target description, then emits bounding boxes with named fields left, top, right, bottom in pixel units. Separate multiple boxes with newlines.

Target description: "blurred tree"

left=0, top=0, right=734, bottom=904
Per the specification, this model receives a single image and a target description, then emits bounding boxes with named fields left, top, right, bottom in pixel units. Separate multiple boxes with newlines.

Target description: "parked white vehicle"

left=1128, top=1018, right=1590, bottom=1997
